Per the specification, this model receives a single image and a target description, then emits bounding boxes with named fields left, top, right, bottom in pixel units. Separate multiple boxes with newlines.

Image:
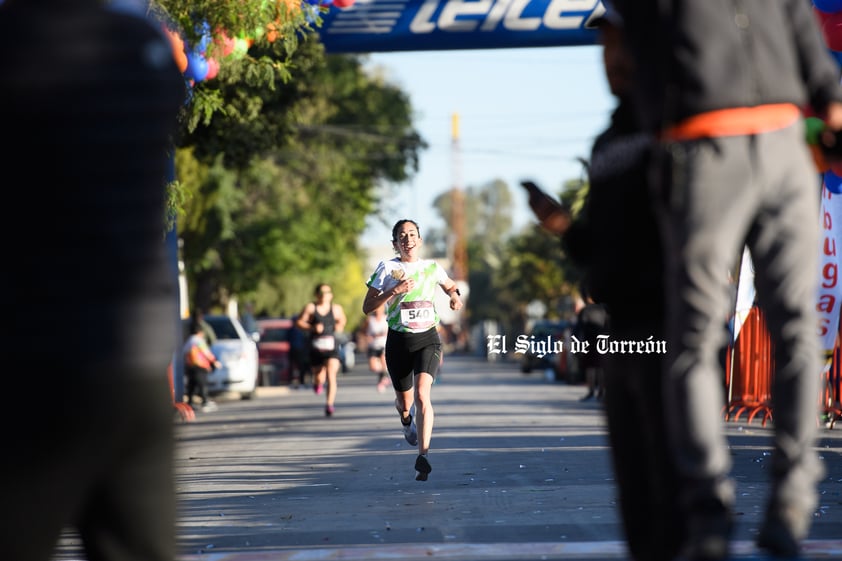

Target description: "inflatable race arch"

left=315, top=0, right=603, bottom=53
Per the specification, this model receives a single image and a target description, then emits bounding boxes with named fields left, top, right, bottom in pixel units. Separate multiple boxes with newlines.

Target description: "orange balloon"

left=175, top=51, right=188, bottom=73
left=163, top=28, right=189, bottom=72
left=266, top=22, right=279, bottom=43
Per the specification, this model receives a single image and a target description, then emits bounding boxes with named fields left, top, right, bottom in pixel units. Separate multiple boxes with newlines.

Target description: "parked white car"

left=203, top=314, right=260, bottom=400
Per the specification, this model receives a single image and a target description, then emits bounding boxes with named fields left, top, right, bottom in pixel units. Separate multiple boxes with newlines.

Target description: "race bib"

left=312, top=335, right=335, bottom=352
left=372, top=335, right=387, bottom=349
left=400, top=301, right=435, bottom=330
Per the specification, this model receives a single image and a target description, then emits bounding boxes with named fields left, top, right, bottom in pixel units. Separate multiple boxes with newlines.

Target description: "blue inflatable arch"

left=316, top=0, right=604, bottom=53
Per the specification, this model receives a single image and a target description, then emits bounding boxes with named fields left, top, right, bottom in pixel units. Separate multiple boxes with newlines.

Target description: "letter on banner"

left=817, top=184, right=842, bottom=366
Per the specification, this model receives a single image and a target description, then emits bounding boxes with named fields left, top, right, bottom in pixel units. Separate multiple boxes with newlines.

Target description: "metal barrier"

left=724, top=306, right=774, bottom=426
left=724, top=306, right=842, bottom=428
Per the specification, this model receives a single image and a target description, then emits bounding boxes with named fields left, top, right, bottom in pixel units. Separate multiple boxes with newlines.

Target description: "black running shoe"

left=415, top=454, right=432, bottom=481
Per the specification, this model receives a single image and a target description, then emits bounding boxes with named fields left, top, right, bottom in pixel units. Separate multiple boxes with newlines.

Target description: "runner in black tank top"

left=296, top=284, right=347, bottom=417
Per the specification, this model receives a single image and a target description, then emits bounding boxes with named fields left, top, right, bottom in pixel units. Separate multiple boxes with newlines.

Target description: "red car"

left=256, top=318, right=293, bottom=386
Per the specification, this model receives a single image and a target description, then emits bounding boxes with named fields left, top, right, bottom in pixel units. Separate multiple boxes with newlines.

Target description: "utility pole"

left=449, top=113, right=469, bottom=351
left=450, top=112, right=468, bottom=282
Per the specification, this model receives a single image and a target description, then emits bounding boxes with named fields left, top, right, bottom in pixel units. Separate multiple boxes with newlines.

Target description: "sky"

left=360, top=44, right=615, bottom=248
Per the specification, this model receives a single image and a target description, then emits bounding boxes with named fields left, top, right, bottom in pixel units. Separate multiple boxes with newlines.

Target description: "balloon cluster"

left=161, top=0, right=355, bottom=87
left=162, top=21, right=220, bottom=84
left=812, top=0, right=842, bottom=192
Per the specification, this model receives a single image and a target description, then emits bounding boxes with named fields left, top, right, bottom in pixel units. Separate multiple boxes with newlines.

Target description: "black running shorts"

left=385, top=327, right=442, bottom=392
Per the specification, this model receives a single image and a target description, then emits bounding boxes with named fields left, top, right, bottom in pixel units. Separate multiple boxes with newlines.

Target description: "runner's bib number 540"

left=400, top=301, right=434, bottom=330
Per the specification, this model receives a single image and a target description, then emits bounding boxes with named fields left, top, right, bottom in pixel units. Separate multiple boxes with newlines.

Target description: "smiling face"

left=392, top=220, right=422, bottom=262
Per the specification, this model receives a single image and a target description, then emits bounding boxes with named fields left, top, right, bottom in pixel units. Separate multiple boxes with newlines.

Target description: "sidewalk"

left=53, top=354, right=842, bottom=560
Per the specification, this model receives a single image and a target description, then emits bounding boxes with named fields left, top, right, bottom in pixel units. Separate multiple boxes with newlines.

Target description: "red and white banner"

left=733, top=246, right=755, bottom=342
left=817, top=184, right=842, bottom=363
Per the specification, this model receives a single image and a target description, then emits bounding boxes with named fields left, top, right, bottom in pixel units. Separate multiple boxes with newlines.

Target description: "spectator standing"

left=287, top=314, right=311, bottom=388
left=183, top=319, right=222, bottom=412
left=362, top=219, right=463, bottom=481
left=365, top=304, right=391, bottom=392
left=0, top=0, right=185, bottom=560
left=613, top=1, right=842, bottom=558
left=574, top=292, right=609, bottom=401
left=525, top=5, right=684, bottom=560
left=296, top=283, right=347, bottom=416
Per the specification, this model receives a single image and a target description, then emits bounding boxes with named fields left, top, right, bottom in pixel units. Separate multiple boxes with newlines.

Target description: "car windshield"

left=204, top=317, right=239, bottom=340
left=261, top=327, right=289, bottom=343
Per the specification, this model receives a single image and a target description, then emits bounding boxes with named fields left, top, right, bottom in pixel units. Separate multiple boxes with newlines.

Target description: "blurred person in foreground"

left=362, top=219, right=462, bottom=481
left=525, top=5, right=683, bottom=560
left=0, top=1, right=185, bottom=560
left=613, top=1, right=842, bottom=559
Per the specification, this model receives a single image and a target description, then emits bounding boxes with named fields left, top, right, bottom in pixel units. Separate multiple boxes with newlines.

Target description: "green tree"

left=496, top=224, right=575, bottom=322
left=424, top=176, right=592, bottom=336
left=430, top=179, right=516, bottom=328
left=176, top=35, right=425, bottom=315
left=151, top=0, right=313, bottom=132
left=148, top=0, right=318, bottom=231
left=495, top=177, right=588, bottom=324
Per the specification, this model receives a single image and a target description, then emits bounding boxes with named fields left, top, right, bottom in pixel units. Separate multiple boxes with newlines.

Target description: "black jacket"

left=614, top=0, right=842, bottom=131
left=563, top=99, right=663, bottom=327
left=0, top=1, right=186, bottom=365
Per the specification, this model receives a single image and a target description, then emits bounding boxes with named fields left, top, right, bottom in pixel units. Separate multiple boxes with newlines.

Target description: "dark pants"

left=2, top=368, right=176, bottom=561
left=185, top=365, right=211, bottom=405
left=657, top=126, right=823, bottom=524
left=603, top=321, right=684, bottom=561
left=291, top=347, right=310, bottom=384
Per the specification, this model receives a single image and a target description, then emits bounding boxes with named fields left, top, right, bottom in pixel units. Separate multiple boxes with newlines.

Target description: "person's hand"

left=213, top=360, right=222, bottom=371
left=540, top=209, right=572, bottom=235
left=825, top=100, right=842, bottom=131
left=395, top=278, right=415, bottom=294
left=818, top=101, right=842, bottom=162
left=522, top=180, right=571, bottom=235
left=450, top=295, right=463, bottom=311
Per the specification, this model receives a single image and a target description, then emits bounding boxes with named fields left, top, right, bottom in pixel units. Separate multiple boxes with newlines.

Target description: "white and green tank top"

left=366, top=257, right=451, bottom=333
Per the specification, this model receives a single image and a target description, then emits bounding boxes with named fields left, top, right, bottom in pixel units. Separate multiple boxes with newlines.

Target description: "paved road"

left=53, top=354, right=842, bottom=560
